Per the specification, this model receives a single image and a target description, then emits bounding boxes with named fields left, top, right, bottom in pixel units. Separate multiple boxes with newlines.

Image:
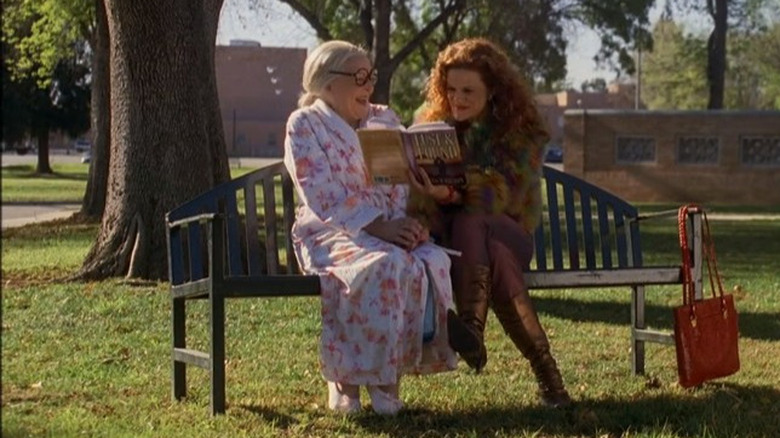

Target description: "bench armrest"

left=167, top=212, right=219, bottom=229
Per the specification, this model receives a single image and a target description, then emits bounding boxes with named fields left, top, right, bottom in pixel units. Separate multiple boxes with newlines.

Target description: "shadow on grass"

left=349, top=383, right=780, bottom=438
left=239, top=405, right=299, bottom=429
left=531, top=296, right=780, bottom=342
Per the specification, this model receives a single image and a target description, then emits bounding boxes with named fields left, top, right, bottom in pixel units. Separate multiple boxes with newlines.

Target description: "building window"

left=740, top=135, right=780, bottom=167
left=676, top=136, right=720, bottom=165
left=615, top=136, right=656, bottom=164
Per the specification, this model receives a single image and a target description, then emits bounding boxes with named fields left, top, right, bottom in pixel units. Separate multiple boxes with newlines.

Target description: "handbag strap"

left=678, top=204, right=727, bottom=309
left=701, top=209, right=726, bottom=300
left=678, top=205, right=697, bottom=307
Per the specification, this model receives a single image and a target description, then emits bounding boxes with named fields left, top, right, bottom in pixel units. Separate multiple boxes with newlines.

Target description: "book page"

left=406, top=121, right=451, bottom=133
left=356, top=129, right=410, bottom=184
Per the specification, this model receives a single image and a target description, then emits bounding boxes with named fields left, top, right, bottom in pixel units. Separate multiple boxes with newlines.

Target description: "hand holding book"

left=408, top=168, right=461, bottom=205
left=358, top=119, right=466, bottom=186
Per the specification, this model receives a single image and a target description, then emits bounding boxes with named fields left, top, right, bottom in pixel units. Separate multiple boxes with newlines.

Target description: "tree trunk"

left=79, top=0, right=229, bottom=280
left=34, top=123, right=53, bottom=174
left=202, top=0, right=230, bottom=184
left=371, top=0, right=392, bottom=104
left=707, top=0, right=728, bottom=109
left=80, top=0, right=110, bottom=219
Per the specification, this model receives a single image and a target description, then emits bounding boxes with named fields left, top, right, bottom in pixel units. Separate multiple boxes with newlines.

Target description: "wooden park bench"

left=165, top=162, right=703, bottom=415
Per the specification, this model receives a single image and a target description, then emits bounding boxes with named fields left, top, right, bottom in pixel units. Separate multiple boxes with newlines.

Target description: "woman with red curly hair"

left=408, top=38, right=571, bottom=408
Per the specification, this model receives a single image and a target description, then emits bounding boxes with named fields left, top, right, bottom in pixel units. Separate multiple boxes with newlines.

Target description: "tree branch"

left=278, top=0, right=333, bottom=41
left=388, top=0, right=466, bottom=72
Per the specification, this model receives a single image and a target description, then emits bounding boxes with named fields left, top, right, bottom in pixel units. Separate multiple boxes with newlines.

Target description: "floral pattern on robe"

left=283, top=99, right=458, bottom=385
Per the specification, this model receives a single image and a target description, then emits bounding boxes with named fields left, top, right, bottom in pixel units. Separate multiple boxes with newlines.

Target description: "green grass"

left=1, top=164, right=257, bottom=203
left=2, top=216, right=779, bottom=437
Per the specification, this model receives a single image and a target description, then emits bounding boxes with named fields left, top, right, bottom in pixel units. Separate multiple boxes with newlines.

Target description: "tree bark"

left=79, top=0, right=229, bottom=280
left=707, top=0, right=728, bottom=109
left=80, top=0, right=110, bottom=219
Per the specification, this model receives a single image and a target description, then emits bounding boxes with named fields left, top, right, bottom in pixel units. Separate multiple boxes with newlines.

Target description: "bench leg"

left=210, top=292, right=226, bottom=415
left=631, top=285, right=646, bottom=375
left=172, top=297, right=187, bottom=401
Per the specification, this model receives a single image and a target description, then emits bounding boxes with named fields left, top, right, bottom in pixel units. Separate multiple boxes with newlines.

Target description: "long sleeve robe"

left=283, top=99, right=457, bottom=385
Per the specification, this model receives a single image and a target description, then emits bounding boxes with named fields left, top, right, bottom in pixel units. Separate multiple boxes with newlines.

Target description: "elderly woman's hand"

left=364, top=217, right=428, bottom=250
left=408, top=168, right=458, bottom=204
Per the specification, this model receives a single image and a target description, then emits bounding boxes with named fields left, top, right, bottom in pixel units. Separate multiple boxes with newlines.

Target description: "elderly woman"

left=283, top=40, right=458, bottom=416
left=408, top=38, right=572, bottom=408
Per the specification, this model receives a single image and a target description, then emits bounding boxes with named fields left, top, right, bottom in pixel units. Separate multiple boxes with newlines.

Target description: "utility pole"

left=635, top=46, right=642, bottom=110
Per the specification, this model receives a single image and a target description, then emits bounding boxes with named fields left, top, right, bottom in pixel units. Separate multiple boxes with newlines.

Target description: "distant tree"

left=581, top=78, right=608, bottom=93
left=249, top=0, right=654, bottom=118
left=641, top=18, right=708, bottom=109
left=1, top=0, right=110, bottom=216
left=750, top=23, right=780, bottom=108
left=78, top=0, right=230, bottom=280
left=1, top=38, right=90, bottom=174
left=667, top=0, right=777, bottom=109
left=642, top=11, right=780, bottom=111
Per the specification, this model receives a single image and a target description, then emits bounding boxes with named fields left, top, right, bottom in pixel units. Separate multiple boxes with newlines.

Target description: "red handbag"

left=674, top=205, right=740, bottom=388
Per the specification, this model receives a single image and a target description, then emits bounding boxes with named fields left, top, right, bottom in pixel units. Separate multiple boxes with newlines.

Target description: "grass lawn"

left=2, top=212, right=779, bottom=437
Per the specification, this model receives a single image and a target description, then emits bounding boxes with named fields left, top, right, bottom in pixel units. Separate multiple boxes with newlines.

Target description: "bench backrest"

left=166, top=163, right=643, bottom=285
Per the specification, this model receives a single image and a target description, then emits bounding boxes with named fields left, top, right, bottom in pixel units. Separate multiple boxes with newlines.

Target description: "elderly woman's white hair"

left=298, top=40, right=369, bottom=108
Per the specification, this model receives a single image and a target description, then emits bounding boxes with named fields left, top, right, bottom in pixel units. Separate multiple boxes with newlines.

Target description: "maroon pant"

left=449, top=212, right=534, bottom=304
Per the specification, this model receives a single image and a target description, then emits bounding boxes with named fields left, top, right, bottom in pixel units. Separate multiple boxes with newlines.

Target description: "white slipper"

left=327, top=381, right=361, bottom=414
left=367, top=385, right=403, bottom=416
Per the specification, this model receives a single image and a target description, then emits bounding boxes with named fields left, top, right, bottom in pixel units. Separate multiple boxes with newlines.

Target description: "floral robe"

left=283, top=99, right=458, bottom=385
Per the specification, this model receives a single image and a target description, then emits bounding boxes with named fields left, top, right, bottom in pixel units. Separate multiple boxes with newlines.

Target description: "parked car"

left=73, top=139, right=91, bottom=152
left=544, top=143, right=563, bottom=163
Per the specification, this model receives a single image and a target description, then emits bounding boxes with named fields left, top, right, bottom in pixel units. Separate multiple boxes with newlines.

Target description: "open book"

left=357, top=120, right=466, bottom=186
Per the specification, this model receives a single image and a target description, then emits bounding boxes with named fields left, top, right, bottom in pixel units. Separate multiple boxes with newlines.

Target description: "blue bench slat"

left=168, top=226, right=185, bottom=285
left=281, top=172, right=299, bottom=275
left=597, top=201, right=612, bottom=268
left=243, top=183, right=263, bottom=275
left=533, top=219, right=547, bottom=271
left=614, top=207, right=629, bottom=268
left=222, top=193, right=244, bottom=277
left=263, top=177, right=280, bottom=274
left=188, top=222, right=204, bottom=281
left=563, top=185, right=579, bottom=270
left=630, top=220, right=643, bottom=267
left=545, top=179, right=564, bottom=269
left=580, top=190, right=596, bottom=269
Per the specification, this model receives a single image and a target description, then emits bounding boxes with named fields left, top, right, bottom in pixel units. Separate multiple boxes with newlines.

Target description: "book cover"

left=358, top=121, right=466, bottom=186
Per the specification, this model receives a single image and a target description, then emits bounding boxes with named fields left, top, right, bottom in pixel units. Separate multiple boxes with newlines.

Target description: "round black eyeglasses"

left=328, top=68, right=378, bottom=86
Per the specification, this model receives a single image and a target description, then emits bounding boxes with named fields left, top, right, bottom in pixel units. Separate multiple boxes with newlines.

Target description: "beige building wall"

left=563, top=110, right=780, bottom=205
left=215, top=44, right=306, bottom=157
left=535, top=83, right=639, bottom=146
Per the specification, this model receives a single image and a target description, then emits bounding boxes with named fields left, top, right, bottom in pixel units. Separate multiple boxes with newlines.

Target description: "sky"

left=216, top=0, right=666, bottom=88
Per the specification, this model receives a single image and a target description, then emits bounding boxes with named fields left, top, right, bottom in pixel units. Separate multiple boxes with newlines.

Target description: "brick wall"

left=216, top=45, right=306, bottom=157
left=563, top=110, right=780, bottom=205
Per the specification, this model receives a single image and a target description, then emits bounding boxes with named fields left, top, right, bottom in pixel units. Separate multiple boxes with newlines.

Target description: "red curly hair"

left=422, top=38, right=548, bottom=143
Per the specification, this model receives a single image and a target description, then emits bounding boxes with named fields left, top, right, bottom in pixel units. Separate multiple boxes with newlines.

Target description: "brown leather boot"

left=492, top=292, right=572, bottom=408
left=447, top=264, right=490, bottom=373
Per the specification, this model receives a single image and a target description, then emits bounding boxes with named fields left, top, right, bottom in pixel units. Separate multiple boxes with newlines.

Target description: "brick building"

left=535, top=82, right=639, bottom=147
left=215, top=41, right=306, bottom=157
